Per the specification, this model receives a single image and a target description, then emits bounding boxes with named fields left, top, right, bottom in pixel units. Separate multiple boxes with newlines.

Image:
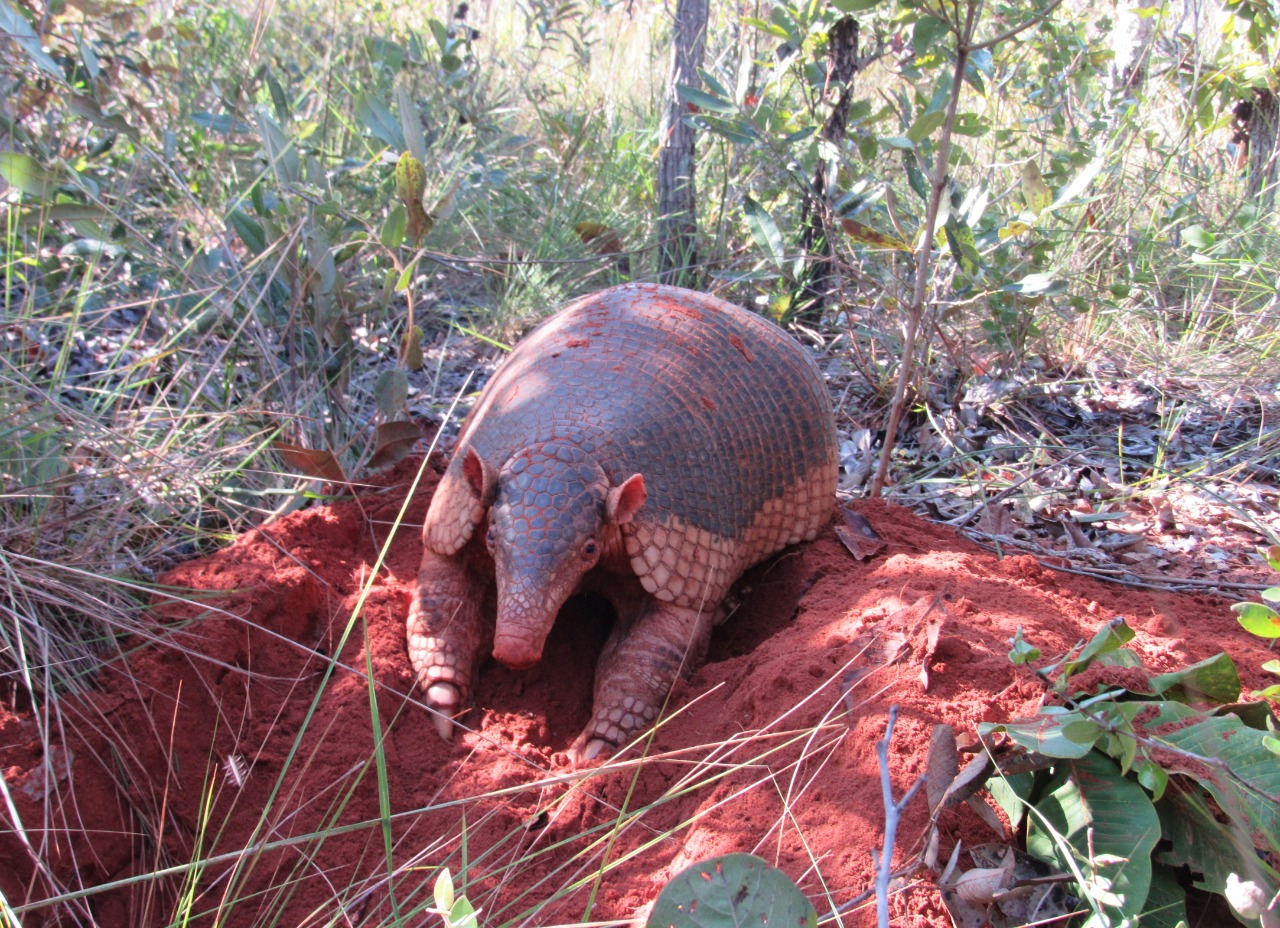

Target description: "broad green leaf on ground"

left=646, top=854, right=815, bottom=928
left=986, top=769, right=1036, bottom=830
left=1150, top=652, right=1241, bottom=704
left=980, top=707, right=1100, bottom=758
left=1139, top=863, right=1189, bottom=928
left=1063, top=618, right=1136, bottom=677
left=1135, top=701, right=1280, bottom=847
left=1028, top=752, right=1160, bottom=925
left=1156, top=783, right=1277, bottom=912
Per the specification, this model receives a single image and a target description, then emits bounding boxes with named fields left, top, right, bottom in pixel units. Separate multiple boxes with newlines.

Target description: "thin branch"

left=970, top=0, right=1069, bottom=51
left=871, top=38, right=970, bottom=495
left=875, top=705, right=925, bottom=928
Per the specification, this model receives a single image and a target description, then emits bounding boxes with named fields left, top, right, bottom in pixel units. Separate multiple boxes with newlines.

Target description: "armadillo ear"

left=461, top=446, right=498, bottom=505
left=605, top=473, right=646, bottom=524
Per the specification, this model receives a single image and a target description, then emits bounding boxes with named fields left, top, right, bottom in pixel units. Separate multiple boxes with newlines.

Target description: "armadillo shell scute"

left=425, top=282, right=839, bottom=611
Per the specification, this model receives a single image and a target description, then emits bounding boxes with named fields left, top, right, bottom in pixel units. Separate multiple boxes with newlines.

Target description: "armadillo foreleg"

left=569, top=600, right=714, bottom=762
left=407, top=548, right=493, bottom=739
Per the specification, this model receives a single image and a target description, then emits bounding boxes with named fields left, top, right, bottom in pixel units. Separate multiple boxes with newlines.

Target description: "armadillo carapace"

left=408, top=282, right=838, bottom=761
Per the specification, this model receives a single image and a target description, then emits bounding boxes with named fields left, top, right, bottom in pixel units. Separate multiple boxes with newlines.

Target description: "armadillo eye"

left=581, top=539, right=598, bottom=560
left=485, top=526, right=497, bottom=548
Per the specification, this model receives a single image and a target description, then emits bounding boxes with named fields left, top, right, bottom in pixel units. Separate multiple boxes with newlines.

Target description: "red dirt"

left=2, top=457, right=1274, bottom=927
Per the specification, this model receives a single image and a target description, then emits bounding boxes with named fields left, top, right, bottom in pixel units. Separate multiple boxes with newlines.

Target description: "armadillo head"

left=461, top=441, right=646, bottom=669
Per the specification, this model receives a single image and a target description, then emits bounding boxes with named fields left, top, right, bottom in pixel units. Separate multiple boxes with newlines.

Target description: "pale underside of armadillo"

left=407, top=282, right=838, bottom=761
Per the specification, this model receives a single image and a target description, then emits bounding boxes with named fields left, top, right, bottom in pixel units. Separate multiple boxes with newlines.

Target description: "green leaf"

left=986, top=769, right=1036, bottom=830
left=1135, top=761, right=1168, bottom=801
left=0, top=152, right=59, bottom=199
left=434, top=869, right=455, bottom=914
left=1156, top=783, right=1269, bottom=909
left=912, top=15, right=950, bottom=55
left=1002, top=273, right=1066, bottom=296
left=0, top=0, right=63, bottom=79
left=743, top=195, right=784, bottom=271
left=1048, top=155, right=1106, bottom=211
left=228, top=209, right=267, bottom=257
left=1181, top=224, right=1216, bottom=250
left=1008, top=627, right=1041, bottom=664
left=448, top=897, right=477, bottom=928
left=1062, top=719, right=1103, bottom=745
left=355, top=92, right=405, bottom=149
left=1139, top=864, right=1188, bottom=928
left=375, top=369, right=409, bottom=419
left=742, top=16, right=789, bottom=40
left=831, top=0, right=888, bottom=11
left=676, top=84, right=736, bottom=114
left=692, top=114, right=759, bottom=145
left=1141, top=702, right=1280, bottom=846
left=696, top=68, right=730, bottom=100
left=646, top=854, right=816, bottom=928
left=1063, top=618, right=1136, bottom=677
left=1150, top=652, right=1241, bottom=704
left=906, top=109, right=947, bottom=144
left=903, top=152, right=930, bottom=201
left=1233, top=601, right=1280, bottom=637
left=256, top=106, right=300, bottom=187
left=880, top=136, right=916, bottom=150
left=998, top=273, right=1070, bottom=294
left=943, top=217, right=981, bottom=276
left=381, top=204, right=406, bottom=249
left=1028, top=753, right=1160, bottom=923
left=980, top=707, right=1098, bottom=758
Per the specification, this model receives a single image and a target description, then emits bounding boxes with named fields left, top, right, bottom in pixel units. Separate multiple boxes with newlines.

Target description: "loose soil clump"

left=2, top=457, right=1273, bottom=926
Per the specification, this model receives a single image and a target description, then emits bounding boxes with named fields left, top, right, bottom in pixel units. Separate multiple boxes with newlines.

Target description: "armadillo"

left=407, top=282, right=838, bottom=761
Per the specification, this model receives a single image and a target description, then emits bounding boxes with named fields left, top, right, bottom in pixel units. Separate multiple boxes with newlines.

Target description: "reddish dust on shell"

left=1, top=457, right=1273, bottom=926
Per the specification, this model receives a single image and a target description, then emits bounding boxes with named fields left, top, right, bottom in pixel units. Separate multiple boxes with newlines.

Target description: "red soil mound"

left=2, top=457, right=1273, bottom=926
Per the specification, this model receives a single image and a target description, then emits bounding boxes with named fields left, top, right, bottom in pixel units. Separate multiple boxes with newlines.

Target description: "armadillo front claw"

left=426, top=681, right=463, bottom=740
left=568, top=734, right=615, bottom=765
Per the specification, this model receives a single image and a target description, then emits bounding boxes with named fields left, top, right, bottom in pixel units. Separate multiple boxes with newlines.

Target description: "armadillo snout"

left=492, top=632, right=543, bottom=669
left=487, top=442, right=610, bottom=670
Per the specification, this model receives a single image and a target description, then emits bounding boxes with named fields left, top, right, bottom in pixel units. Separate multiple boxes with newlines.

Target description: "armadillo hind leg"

left=407, top=547, right=493, bottom=740
left=568, top=599, right=715, bottom=763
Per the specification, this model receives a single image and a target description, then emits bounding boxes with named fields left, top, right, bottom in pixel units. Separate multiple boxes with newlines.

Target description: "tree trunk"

left=657, top=0, right=709, bottom=287
left=796, top=16, right=860, bottom=322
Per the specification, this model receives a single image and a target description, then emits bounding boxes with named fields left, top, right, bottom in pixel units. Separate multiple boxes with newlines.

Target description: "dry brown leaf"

left=926, top=724, right=960, bottom=814
left=834, top=507, right=885, bottom=560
